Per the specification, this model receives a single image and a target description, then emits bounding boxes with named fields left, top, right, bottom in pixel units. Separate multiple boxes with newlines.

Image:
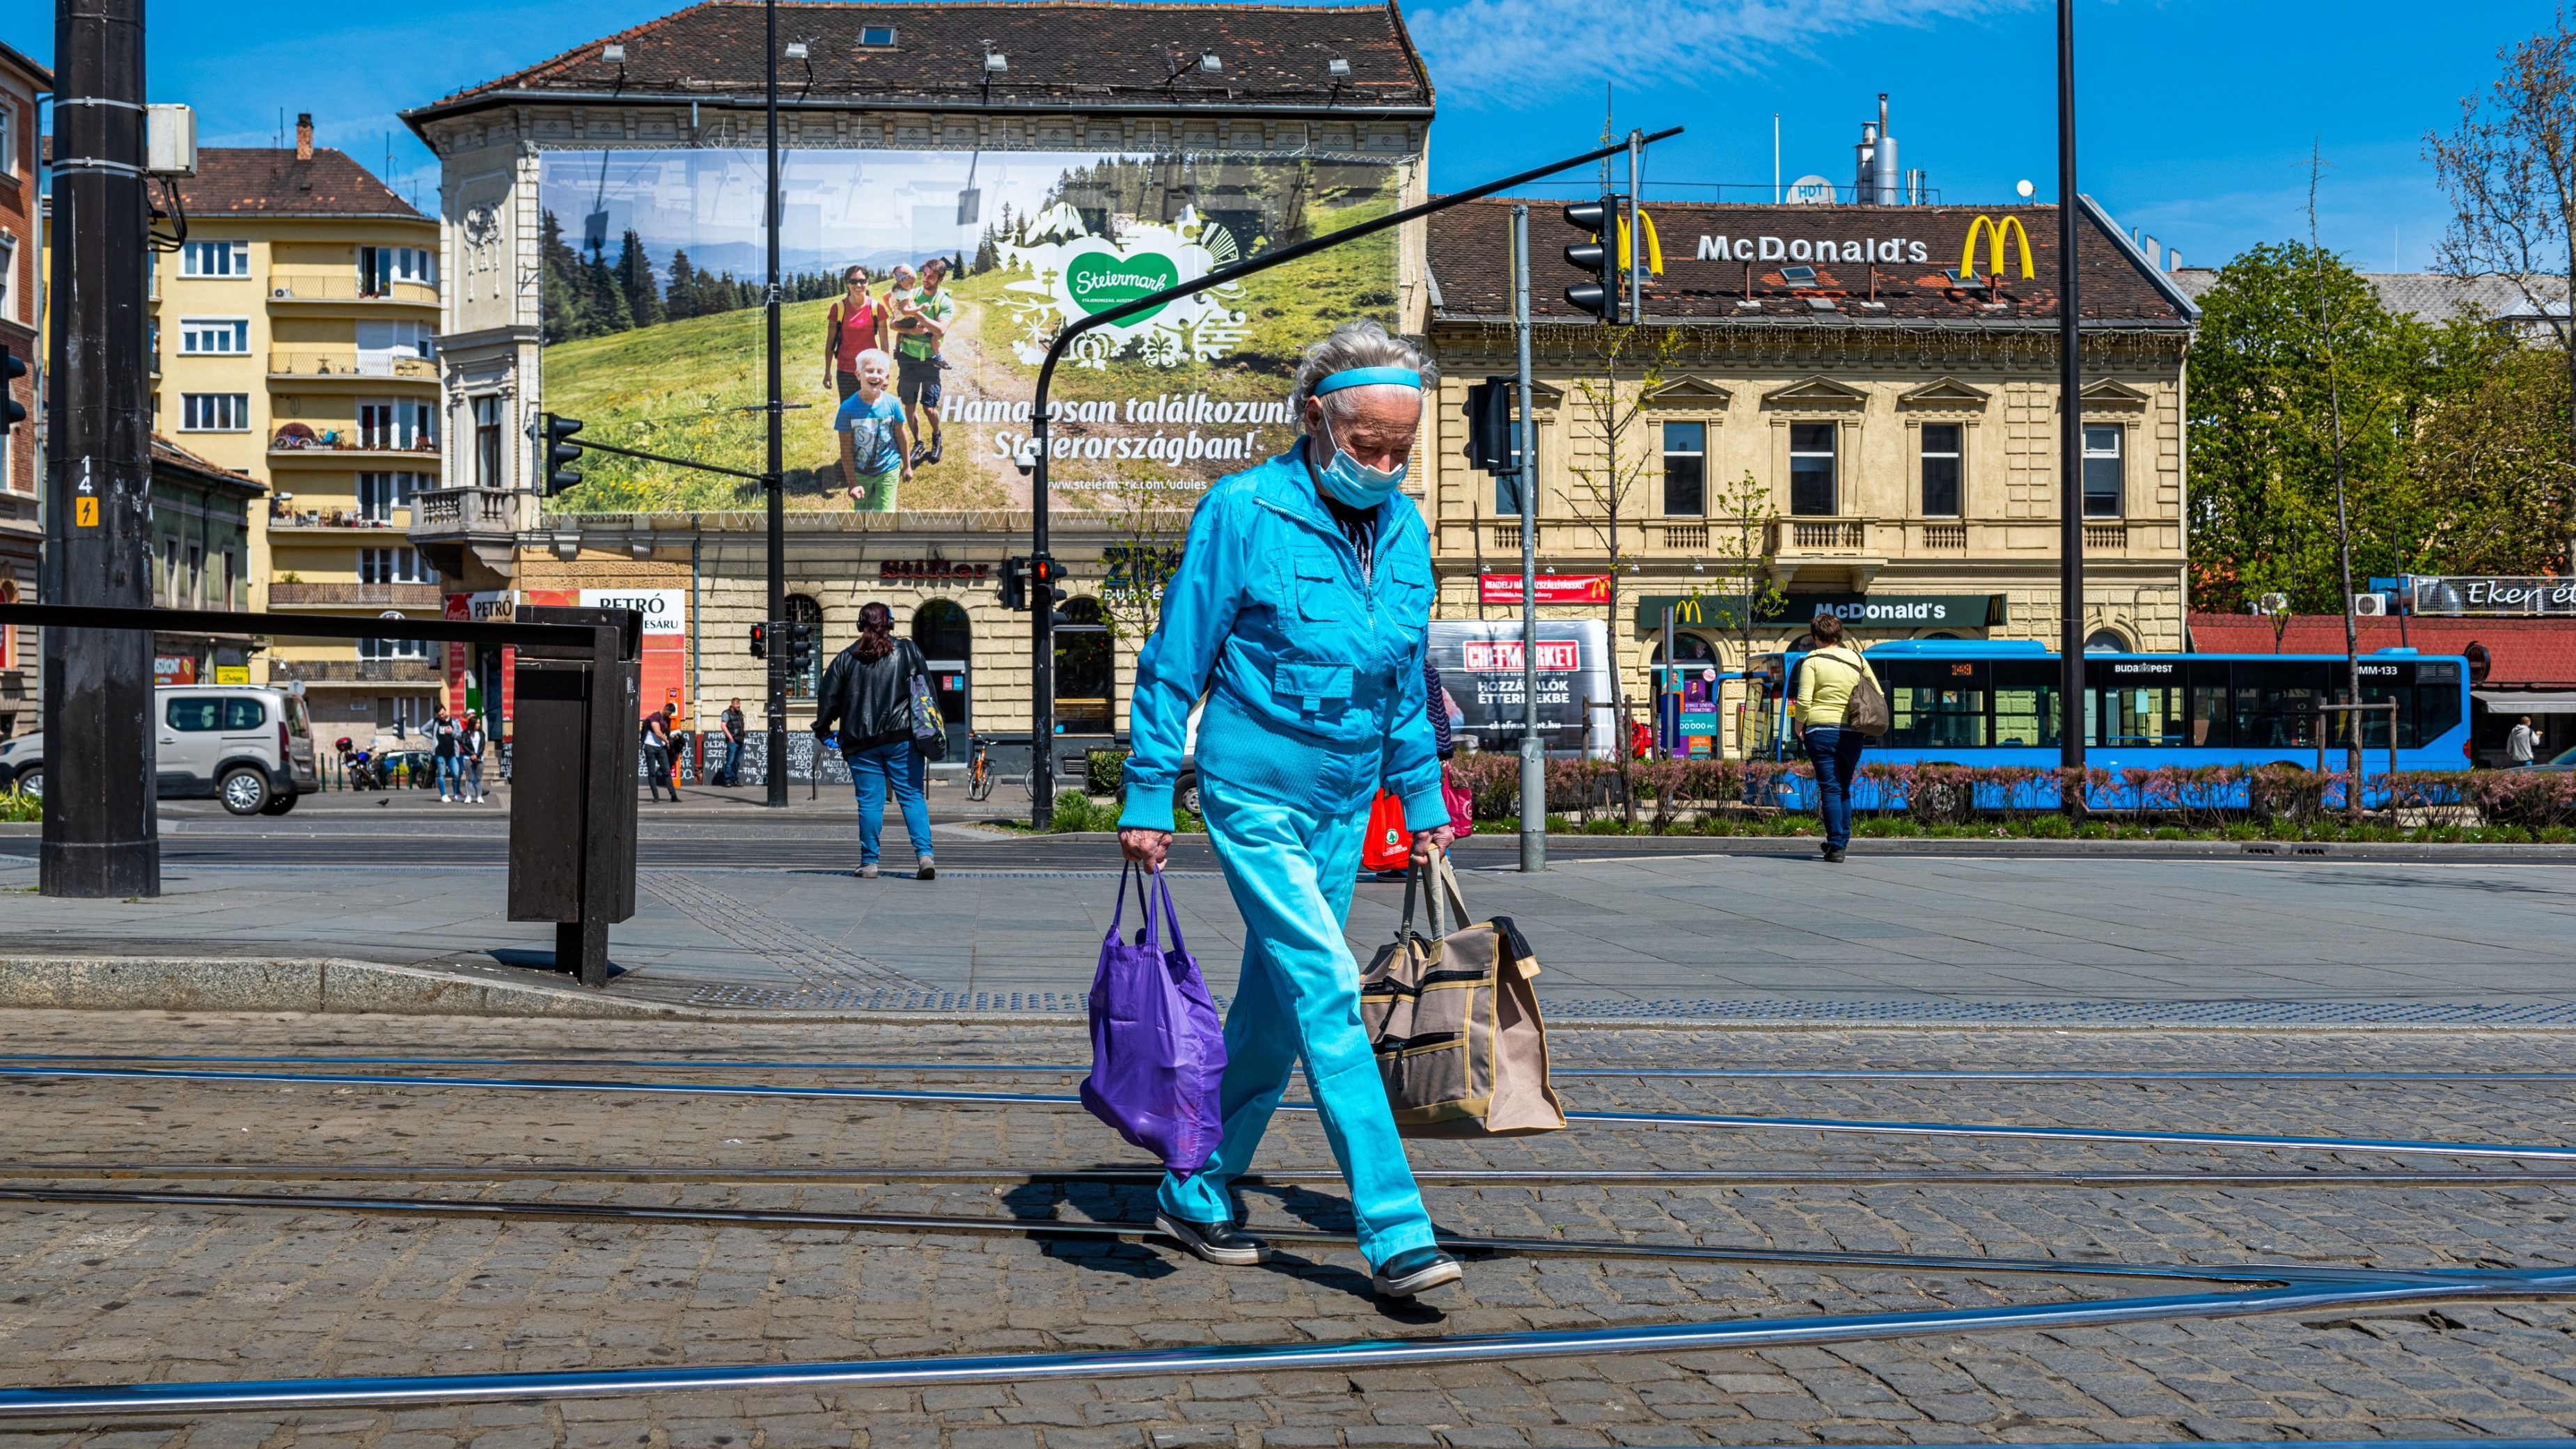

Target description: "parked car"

left=0, top=685, right=320, bottom=815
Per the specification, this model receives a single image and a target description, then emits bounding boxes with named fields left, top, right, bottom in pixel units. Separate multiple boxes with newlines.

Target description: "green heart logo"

left=1065, top=249, right=1179, bottom=322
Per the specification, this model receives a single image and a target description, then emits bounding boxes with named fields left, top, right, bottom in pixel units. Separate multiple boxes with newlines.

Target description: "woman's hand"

left=1410, top=824, right=1455, bottom=863
left=1120, top=827, right=1172, bottom=872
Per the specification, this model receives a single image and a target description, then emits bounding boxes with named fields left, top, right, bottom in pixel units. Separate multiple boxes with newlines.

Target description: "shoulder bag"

left=1359, top=852, right=1566, bottom=1138
left=903, top=643, right=949, bottom=761
left=1816, top=647, right=1890, bottom=739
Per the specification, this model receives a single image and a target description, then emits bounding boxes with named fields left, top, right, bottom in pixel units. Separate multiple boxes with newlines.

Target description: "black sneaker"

left=909, top=442, right=931, bottom=468
left=926, top=439, right=943, bottom=464
left=1823, top=847, right=1846, bottom=863
left=1371, top=1246, right=1462, bottom=1298
left=1153, top=1212, right=1271, bottom=1267
left=936, top=356, right=955, bottom=370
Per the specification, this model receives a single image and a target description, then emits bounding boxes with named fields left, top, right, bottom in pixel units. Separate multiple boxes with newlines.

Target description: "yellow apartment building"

left=152, top=116, right=444, bottom=733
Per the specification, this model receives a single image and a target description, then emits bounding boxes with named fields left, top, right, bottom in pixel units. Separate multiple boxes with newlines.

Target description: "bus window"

left=2417, top=675, right=2464, bottom=744
left=2094, top=684, right=2184, bottom=747
left=1880, top=659, right=1987, bottom=749
left=1988, top=660, right=2061, bottom=749
left=2231, top=659, right=2330, bottom=749
left=2188, top=661, right=2232, bottom=749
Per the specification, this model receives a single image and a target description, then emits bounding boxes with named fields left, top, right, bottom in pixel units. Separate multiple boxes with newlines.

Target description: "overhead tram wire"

left=8, top=1065, right=2576, bottom=1163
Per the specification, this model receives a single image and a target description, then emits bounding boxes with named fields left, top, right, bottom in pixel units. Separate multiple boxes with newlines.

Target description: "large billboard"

left=536, top=148, right=1403, bottom=513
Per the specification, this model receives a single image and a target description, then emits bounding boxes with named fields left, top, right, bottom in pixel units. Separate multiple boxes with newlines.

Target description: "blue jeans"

left=1157, top=766, right=1438, bottom=1271
left=435, top=754, right=462, bottom=797
left=720, top=738, right=744, bottom=785
left=849, top=739, right=932, bottom=865
left=1803, top=726, right=1866, bottom=850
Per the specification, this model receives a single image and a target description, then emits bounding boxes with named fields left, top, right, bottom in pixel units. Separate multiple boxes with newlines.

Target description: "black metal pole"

left=762, top=0, right=788, bottom=808
left=2055, top=0, right=2086, bottom=787
left=41, top=0, right=158, bottom=898
left=1021, top=127, right=1683, bottom=827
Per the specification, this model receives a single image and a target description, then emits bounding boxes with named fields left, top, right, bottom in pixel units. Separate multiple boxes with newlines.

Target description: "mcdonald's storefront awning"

left=1634, top=592, right=2007, bottom=634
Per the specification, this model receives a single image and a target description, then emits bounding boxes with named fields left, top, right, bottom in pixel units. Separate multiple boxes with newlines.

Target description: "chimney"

left=294, top=113, right=313, bottom=161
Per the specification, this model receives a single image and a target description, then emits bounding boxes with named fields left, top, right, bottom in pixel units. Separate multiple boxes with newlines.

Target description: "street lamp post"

left=2055, top=0, right=2087, bottom=786
left=762, top=0, right=789, bottom=808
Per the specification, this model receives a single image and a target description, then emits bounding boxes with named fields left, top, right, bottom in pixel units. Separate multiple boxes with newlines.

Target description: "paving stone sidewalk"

left=0, top=1010, right=2570, bottom=1446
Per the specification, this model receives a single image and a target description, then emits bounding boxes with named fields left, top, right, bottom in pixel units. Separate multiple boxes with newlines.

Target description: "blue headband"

left=1312, top=366, right=1423, bottom=396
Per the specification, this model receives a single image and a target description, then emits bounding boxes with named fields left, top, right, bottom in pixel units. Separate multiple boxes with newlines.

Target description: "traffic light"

left=748, top=622, right=768, bottom=659
left=783, top=620, right=818, bottom=677
left=1463, top=378, right=1519, bottom=476
left=1562, top=196, right=1624, bottom=323
left=542, top=412, right=586, bottom=496
left=999, top=556, right=1030, bottom=612
left=0, top=345, right=24, bottom=435
left=1030, top=554, right=1068, bottom=614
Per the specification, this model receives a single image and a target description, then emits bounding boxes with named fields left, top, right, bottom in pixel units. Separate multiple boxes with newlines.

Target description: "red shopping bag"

left=1362, top=790, right=1412, bottom=872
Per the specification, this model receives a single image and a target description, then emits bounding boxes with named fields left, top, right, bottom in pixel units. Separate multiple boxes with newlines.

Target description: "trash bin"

left=506, top=606, right=641, bottom=986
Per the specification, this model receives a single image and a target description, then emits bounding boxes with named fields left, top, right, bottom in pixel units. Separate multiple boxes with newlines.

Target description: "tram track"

left=8, top=1063, right=2573, bottom=1162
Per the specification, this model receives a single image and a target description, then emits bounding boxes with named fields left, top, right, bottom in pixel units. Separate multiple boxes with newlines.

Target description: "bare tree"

left=2428, top=13, right=2576, bottom=508
left=1707, top=467, right=1785, bottom=758
left=1562, top=326, right=1688, bottom=757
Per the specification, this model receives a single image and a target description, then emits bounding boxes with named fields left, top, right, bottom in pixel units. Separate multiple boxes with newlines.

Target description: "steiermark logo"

left=1065, top=250, right=1179, bottom=321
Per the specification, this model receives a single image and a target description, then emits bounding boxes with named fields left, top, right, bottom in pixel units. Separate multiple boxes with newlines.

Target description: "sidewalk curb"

left=0, top=957, right=707, bottom=1021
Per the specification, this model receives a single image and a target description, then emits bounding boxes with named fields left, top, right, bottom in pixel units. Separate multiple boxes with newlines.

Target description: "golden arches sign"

left=1959, top=214, right=2035, bottom=281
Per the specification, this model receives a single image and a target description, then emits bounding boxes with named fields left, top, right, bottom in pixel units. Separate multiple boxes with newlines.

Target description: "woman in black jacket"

left=811, top=602, right=936, bottom=879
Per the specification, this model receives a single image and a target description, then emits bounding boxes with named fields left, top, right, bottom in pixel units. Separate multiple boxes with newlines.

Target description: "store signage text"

left=1696, top=235, right=1932, bottom=265
left=2411, top=576, right=2576, bottom=616
left=880, top=560, right=992, bottom=582
left=1633, top=592, right=2006, bottom=632
left=578, top=588, right=686, bottom=635
left=1479, top=573, right=1612, bottom=605
left=1462, top=640, right=1580, bottom=673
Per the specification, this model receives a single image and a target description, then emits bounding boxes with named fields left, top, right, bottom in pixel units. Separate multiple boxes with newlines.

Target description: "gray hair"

left=1289, top=319, right=1440, bottom=425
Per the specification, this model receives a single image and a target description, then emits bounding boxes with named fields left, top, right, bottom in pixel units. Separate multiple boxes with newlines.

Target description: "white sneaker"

left=857, top=863, right=879, bottom=879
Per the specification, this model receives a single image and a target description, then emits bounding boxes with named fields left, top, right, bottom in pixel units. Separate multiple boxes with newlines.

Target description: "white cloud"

left=1406, top=0, right=2039, bottom=97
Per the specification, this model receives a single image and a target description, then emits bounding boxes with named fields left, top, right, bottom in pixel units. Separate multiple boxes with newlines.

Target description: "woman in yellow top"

left=1792, top=611, right=1876, bottom=863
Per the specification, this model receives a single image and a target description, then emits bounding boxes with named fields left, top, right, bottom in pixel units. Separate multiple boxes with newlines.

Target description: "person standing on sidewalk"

left=641, top=707, right=677, bottom=804
left=1793, top=612, right=1876, bottom=864
left=811, top=602, right=936, bottom=881
left=1116, top=320, right=1460, bottom=1301
left=2508, top=715, right=2538, bottom=768
left=458, top=712, right=488, bottom=804
left=718, top=698, right=746, bottom=788
left=429, top=706, right=463, bottom=803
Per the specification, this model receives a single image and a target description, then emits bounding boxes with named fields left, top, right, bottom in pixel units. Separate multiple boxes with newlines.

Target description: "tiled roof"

left=410, top=0, right=1430, bottom=120
left=2187, top=613, right=2576, bottom=689
left=1427, top=198, right=2193, bottom=327
left=150, top=436, right=266, bottom=499
left=2169, top=267, right=2568, bottom=325
left=171, top=148, right=425, bottom=221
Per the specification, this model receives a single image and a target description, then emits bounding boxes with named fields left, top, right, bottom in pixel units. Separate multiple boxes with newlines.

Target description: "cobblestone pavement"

left=0, top=1010, right=2572, bottom=1447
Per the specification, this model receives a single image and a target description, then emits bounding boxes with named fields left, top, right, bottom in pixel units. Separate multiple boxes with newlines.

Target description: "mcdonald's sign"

left=1617, top=209, right=1665, bottom=277
left=1959, top=214, right=2035, bottom=281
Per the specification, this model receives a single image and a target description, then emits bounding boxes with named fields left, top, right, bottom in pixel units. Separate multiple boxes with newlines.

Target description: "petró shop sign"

left=1632, top=592, right=2005, bottom=632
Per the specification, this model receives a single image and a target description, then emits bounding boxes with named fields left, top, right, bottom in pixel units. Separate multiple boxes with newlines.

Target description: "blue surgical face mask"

left=1313, top=411, right=1408, bottom=509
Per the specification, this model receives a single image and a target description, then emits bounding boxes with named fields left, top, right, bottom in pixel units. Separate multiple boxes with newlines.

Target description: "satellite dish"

left=1785, top=174, right=1837, bottom=205
left=2016, top=179, right=2036, bottom=199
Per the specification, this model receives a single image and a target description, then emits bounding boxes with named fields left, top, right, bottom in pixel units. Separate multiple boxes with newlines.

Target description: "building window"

left=178, top=318, right=250, bottom=355
left=860, top=24, right=898, bottom=45
left=358, top=636, right=431, bottom=661
left=161, top=538, right=179, bottom=603
left=2082, top=424, right=2124, bottom=517
left=359, top=547, right=434, bottom=585
left=1920, top=423, right=1963, bottom=517
left=0, top=104, right=13, bottom=176
left=359, top=245, right=437, bottom=295
left=1660, top=422, right=1706, bottom=517
left=473, top=396, right=503, bottom=487
left=180, top=240, right=250, bottom=278
left=0, top=238, right=14, bottom=323
left=357, top=471, right=423, bottom=522
left=186, top=542, right=203, bottom=609
left=221, top=550, right=236, bottom=610
left=1055, top=597, right=1115, bottom=733
left=1789, top=422, right=1836, bottom=516
left=359, top=398, right=434, bottom=451
left=180, top=393, right=251, bottom=431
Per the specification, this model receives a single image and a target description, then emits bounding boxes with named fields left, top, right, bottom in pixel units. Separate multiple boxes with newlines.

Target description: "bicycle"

left=966, top=733, right=1033, bottom=803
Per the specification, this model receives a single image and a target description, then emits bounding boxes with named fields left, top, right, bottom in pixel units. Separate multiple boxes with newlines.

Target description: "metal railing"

left=267, top=352, right=438, bottom=381
left=264, top=278, right=437, bottom=304
left=265, top=581, right=441, bottom=608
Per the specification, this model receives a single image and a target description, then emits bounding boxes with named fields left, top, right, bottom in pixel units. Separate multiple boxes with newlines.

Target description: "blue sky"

left=8, top=0, right=2561, bottom=274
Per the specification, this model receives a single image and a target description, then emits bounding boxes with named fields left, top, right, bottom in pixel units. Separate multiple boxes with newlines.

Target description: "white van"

left=0, top=685, right=320, bottom=815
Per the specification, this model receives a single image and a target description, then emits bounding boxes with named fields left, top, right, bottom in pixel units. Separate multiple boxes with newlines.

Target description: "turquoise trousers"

left=1156, top=766, right=1438, bottom=1269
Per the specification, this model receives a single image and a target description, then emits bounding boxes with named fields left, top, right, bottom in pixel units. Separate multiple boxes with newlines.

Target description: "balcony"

left=267, top=658, right=443, bottom=686
left=410, top=487, right=539, bottom=576
left=268, top=427, right=441, bottom=467
left=1919, top=522, right=1969, bottom=551
left=266, top=581, right=442, bottom=609
left=2084, top=522, right=2128, bottom=553
left=1768, top=515, right=1885, bottom=590
left=267, top=507, right=411, bottom=534
left=268, top=352, right=439, bottom=386
left=265, top=279, right=438, bottom=308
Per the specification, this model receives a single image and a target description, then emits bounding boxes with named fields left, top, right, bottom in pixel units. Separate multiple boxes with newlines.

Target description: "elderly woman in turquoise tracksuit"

left=1117, top=319, right=1462, bottom=1301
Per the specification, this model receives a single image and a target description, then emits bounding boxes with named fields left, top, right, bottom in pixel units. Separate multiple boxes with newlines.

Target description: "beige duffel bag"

left=1358, top=851, right=1567, bottom=1138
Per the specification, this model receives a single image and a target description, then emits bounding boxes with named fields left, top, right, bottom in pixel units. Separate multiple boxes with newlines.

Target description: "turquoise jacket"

left=1119, top=439, right=1447, bottom=835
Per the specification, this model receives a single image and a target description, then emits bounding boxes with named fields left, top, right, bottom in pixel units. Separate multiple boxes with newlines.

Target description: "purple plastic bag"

left=1079, top=864, right=1227, bottom=1177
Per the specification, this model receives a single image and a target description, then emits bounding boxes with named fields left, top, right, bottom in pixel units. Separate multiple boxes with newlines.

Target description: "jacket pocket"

left=1273, top=661, right=1357, bottom=715
left=1294, top=551, right=1349, bottom=622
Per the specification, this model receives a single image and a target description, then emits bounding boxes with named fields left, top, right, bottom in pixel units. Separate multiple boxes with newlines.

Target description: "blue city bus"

left=1752, top=640, right=2472, bottom=809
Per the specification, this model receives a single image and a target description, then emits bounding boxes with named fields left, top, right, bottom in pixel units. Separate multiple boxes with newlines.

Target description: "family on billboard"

left=535, top=148, right=1402, bottom=514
